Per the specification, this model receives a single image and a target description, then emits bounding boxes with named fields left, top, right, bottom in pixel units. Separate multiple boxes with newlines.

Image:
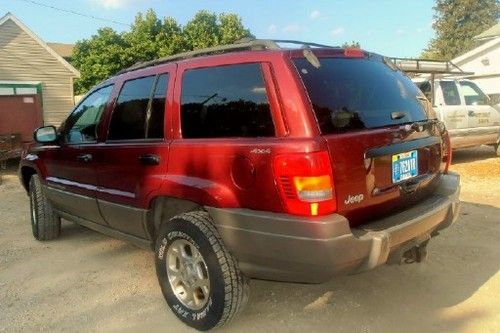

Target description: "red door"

left=0, top=95, right=43, bottom=143
left=94, top=66, right=174, bottom=238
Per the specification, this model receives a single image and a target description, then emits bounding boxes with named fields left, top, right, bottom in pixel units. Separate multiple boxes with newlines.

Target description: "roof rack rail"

left=117, top=38, right=338, bottom=75
left=388, top=57, right=474, bottom=76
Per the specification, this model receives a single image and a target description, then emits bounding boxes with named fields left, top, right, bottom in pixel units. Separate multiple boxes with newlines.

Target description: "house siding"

left=0, top=19, right=77, bottom=125
left=453, top=38, right=500, bottom=96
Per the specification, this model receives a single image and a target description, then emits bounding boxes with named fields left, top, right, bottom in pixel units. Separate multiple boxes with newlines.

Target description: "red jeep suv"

left=19, top=39, right=460, bottom=331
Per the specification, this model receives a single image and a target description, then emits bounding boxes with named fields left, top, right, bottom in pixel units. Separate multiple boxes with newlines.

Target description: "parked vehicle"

left=390, top=58, right=500, bottom=155
left=19, top=39, right=460, bottom=331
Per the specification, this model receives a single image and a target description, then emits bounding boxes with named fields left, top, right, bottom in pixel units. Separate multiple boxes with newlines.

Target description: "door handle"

left=138, top=154, right=160, bottom=165
left=468, top=110, right=475, bottom=116
left=76, top=154, right=92, bottom=163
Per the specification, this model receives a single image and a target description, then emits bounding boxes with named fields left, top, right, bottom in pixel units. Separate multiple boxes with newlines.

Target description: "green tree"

left=218, top=13, right=253, bottom=44
left=341, top=41, right=361, bottom=48
left=72, top=9, right=252, bottom=94
left=422, top=0, right=500, bottom=60
left=72, top=27, right=128, bottom=94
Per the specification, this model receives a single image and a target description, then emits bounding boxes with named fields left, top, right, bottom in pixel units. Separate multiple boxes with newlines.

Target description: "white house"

left=452, top=22, right=500, bottom=102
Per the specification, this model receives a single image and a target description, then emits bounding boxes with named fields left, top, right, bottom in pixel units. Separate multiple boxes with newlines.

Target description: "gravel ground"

left=0, top=146, right=499, bottom=333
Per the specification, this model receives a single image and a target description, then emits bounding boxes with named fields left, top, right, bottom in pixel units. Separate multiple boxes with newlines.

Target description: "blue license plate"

left=392, top=150, right=418, bottom=183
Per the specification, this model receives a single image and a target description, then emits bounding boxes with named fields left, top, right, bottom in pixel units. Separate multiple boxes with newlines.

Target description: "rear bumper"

left=207, top=173, right=460, bottom=283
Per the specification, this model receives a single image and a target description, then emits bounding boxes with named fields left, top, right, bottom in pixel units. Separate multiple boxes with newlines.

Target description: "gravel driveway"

left=1, top=147, right=499, bottom=333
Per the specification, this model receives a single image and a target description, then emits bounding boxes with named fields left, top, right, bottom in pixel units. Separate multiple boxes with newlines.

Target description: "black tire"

left=155, top=211, right=249, bottom=331
left=28, top=174, right=60, bottom=240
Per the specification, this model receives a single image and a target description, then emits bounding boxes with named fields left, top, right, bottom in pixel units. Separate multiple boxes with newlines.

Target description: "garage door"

left=0, top=95, right=43, bottom=143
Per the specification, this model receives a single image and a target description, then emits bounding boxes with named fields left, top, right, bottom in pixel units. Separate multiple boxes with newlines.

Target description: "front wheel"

left=155, top=211, right=249, bottom=331
left=28, top=174, right=60, bottom=240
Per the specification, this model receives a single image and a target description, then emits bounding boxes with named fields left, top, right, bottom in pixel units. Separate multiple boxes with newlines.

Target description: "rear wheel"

left=155, top=211, right=249, bottom=331
left=28, top=175, right=60, bottom=240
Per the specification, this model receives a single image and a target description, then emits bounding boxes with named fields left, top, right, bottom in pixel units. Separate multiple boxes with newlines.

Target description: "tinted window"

left=417, top=81, right=432, bottom=102
left=294, top=57, right=430, bottom=134
left=65, top=85, right=113, bottom=144
left=108, top=76, right=155, bottom=140
left=147, top=74, right=168, bottom=139
left=181, top=63, right=275, bottom=138
left=440, top=81, right=461, bottom=106
left=460, top=81, right=488, bottom=106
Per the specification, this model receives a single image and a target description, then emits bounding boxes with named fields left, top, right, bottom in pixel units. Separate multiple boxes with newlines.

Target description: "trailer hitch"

left=387, top=235, right=431, bottom=265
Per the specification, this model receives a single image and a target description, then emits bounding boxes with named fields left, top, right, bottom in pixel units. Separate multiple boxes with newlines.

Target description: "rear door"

left=293, top=54, right=448, bottom=226
left=93, top=67, right=173, bottom=238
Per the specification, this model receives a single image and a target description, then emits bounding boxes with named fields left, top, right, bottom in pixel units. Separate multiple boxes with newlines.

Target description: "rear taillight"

left=442, top=130, right=452, bottom=173
left=273, top=151, right=337, bottom=216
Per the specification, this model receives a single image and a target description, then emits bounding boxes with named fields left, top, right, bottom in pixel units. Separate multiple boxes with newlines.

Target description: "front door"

left=44, top=85, right=114, bottom=224
left=94, top=69, right=173, bottom=238
left=459, top=81, right=496, bottom=129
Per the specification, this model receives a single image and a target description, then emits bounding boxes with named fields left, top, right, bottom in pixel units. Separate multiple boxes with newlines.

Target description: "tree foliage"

left=341, top=41, right=361, bottom=48
left=422, top=0, right=500, bottom=60
left=72, top=9, right=252, bottom=94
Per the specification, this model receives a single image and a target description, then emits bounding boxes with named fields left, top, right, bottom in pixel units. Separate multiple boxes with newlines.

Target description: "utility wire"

left=17, top=0, right=130, bottom=27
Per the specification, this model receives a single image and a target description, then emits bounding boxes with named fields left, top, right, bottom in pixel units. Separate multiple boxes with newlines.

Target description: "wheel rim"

left=166, top=239, right=210, bottom=311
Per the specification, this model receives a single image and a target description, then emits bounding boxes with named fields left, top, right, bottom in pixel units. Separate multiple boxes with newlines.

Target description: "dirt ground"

left=1, top=147, right=499, bottom=333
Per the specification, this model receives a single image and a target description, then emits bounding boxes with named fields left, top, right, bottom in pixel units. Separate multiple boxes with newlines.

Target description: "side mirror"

left=34, top=126, right=58, bottom=144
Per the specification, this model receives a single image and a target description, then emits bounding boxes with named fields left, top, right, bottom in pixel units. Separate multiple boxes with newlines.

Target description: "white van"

left=413, top=78, right=500, bottom=155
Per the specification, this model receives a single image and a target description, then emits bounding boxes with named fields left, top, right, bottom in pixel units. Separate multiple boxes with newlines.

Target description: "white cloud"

left=331, top=27, right=345, bottom=37
left=282, top=24, right=301, bottom=34
left=89, top=0, right=141, bottom=9
left=310, top=10, right=321, bottom=20
left=268, top=24, right=278, bottom=35
left=396, top=28, right=405, bottom=36
left=416, top=27, right=425, bottom=33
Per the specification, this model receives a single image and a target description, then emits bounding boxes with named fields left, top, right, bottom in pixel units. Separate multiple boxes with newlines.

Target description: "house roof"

left=0, top=12, right=80, bottom=77
left=47, top=43, right=75, bottom=59
left=452, top=36, right=500, bottom=65
left=475, top=22, right=500, bottom=41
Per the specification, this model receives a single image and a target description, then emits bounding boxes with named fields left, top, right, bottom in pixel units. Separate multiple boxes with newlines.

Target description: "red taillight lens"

left=273, top=151, right=337, bottom=216
left=442, top=130, right=452, bottom=173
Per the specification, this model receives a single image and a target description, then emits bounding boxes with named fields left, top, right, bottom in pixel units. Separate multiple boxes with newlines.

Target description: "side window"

left=148, top=74, right=168, bottom=139
left=65, top=85, right=113, bottom=144
left=459, top=81, right=488, bottom=106
left=440, top=81, right=461, bottom=106
left=180, top=63, right=275, bottom=138
left=108, top=74, right=168, bottom=141
left=417, top=81, right=432, bottom=102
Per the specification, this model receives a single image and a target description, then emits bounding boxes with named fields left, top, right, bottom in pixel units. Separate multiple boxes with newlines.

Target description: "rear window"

left=293, top=57, right=431, bottom=134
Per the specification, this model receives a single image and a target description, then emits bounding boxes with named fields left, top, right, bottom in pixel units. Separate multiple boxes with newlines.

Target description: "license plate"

left=392, top=150, right=418, bottom=183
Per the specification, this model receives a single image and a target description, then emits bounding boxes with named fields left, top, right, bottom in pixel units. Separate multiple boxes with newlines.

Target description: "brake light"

left=344, top=48, right=364, bottom=58
left=273, top=151, right=337, bottom=216
left=442, top=130, right=452, bottom=173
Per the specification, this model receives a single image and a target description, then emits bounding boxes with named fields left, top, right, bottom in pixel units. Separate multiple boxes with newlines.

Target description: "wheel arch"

left=20, top=166, right=37, bottom=192
left=147, top=196, right=205, bottom=247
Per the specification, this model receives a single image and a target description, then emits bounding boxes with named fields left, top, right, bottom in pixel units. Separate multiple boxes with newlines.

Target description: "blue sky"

left=3, top=0, right=437, bottom=57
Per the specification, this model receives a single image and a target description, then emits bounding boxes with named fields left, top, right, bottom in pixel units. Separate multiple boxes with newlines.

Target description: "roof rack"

left=388, top=57, right=475, bottom=105
left=388, top=57, right=474, bottom=76
left=117, top=38, right=338, bottom=75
